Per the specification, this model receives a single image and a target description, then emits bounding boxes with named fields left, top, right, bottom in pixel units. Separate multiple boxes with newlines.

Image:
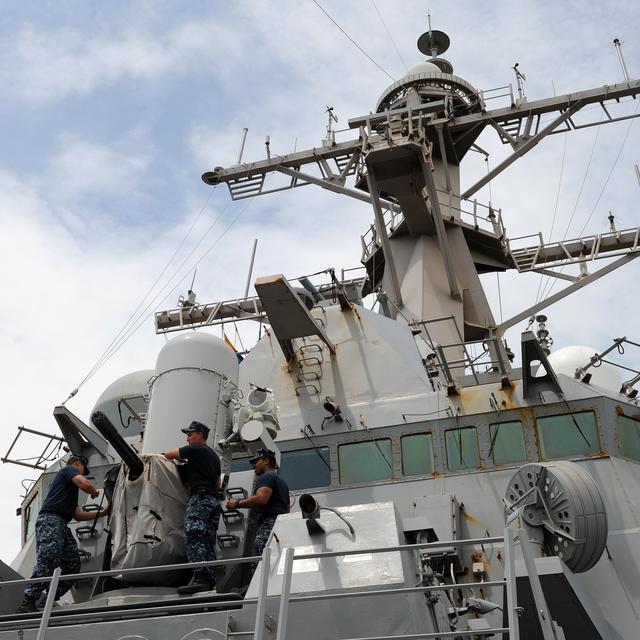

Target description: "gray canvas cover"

left=110, top=454, right=189, bottom=584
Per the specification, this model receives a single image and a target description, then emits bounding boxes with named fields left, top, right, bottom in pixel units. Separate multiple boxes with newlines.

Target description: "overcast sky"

left=1, top=0, right=638, bottom=564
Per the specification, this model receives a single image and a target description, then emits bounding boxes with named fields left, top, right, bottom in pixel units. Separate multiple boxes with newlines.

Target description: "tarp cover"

left=110, top=454, right=189, bottom=584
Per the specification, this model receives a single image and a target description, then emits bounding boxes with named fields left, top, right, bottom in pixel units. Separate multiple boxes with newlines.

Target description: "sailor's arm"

left=227, top=487, right=271, bottom=510
left=73, top=504, right=110, bottom=521
left=164, top=449, right=183, bottom=461
left=72, top=474, right=99, bottom=499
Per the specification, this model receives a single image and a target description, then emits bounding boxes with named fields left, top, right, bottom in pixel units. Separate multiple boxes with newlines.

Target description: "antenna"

left=613, top=38, right=630, bottom=81
left=513, top=63, right=527, bottom=101
left=324, top=106, right=339, bottom=146
left=635, top=164, right=639, bottom=189
left=189, top=268, right=198, bottom=292
left=236, top=127, right=248, bottom=165
left=244, top=239, right=258, bottom=298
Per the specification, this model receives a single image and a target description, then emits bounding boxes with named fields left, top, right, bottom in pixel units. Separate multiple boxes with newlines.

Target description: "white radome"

left=406, top=61, right=442, bottom=76
left=546, top=345, right=623, bottom=392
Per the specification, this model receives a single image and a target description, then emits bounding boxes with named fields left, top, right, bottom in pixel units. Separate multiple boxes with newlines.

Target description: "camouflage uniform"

left=24, top=512, right=81, bottom=601
left=254, top=515, right=278, bottom=556
left=184, top=493, right=221, bottom=585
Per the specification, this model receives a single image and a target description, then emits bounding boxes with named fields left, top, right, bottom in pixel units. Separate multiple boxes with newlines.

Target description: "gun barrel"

left=91, top=411, right=144, bottom=481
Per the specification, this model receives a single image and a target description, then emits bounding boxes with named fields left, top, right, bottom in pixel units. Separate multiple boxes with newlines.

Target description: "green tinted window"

left=280, top=447, right=331, bottom=490
left=230, top=457, right=250, bottom=473
left=617, top=415, right=640, bottom=461
left=401, top=433, right=435, bottom=476
left=24, top=493, right=40, bottom=542
left=445, top=427, right=480, bottom=471
left=490, top=421, right=526, bottom=464
left=537, top=411, right=599, bottom=460
left=338, top=439, right=393, bottom=484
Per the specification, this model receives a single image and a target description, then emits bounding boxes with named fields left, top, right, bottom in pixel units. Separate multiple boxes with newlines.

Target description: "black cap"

left=181, top=421, right=210, bottom=437
left=249, top=448, right=277, bottom=466
left=69, top=453, right=90, bottom=476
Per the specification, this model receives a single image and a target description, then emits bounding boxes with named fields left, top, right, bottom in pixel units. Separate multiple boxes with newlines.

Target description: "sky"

left=1, top=0, right=639, bottom=563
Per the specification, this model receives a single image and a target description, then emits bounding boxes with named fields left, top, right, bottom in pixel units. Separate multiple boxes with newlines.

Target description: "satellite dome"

left=545, top=345, right=622, bottom=392
left=407, top=61, right=442, bottom=76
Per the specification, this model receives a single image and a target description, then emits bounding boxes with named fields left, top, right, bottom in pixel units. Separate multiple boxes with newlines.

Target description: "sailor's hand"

left=90, top=490, right=99, bottom=499
left=226, top=498, right=241, bottom=509
left=98, top=505, right=111, bottom=518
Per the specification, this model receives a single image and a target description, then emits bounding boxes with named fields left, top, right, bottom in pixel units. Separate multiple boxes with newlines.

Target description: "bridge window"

left=536, top=411, right=599, bottom=460
left=401, top=433, right=435, bottom=476
left=617, top=415, right=640, bottom=461
left=490, top=421, right=526, bottom=464
left=445, top=427, right=480, bottom=471
left=230, top=456, right=250, bottom=473
left=24, top=493, right=40, bottom=542
left=338, top=439, right=393, bottom=484
left=280, top=447, right=331, bottom=490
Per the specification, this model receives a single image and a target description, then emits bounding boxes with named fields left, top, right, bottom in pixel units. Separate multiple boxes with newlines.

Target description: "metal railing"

left=2, top=528, right=565, bottom=639
left=360, top=190, right=505, bottom=263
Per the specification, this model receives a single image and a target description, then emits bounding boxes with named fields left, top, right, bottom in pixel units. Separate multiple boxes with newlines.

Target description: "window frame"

left=400, top=432, right=435, bottom=477
left=444, top=426, right=481, bottom=472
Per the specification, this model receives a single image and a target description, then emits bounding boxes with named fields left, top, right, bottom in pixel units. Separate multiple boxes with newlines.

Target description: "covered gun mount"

left=91, top=411, right=144, bottom=481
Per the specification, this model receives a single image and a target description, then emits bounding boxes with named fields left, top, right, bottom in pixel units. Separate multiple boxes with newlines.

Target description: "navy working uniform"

left=226, top=448, right=290, bottom=558
left=18, top=455, right=106, bottom=614
left=23, top=461, right=88, bottom=604
left=177, top=423, right=221, bottom=589
left=253, top=469, right=290, bottom=554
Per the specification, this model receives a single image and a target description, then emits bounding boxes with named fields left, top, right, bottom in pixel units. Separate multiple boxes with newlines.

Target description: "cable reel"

left=505, top=461, right=607, bottom=573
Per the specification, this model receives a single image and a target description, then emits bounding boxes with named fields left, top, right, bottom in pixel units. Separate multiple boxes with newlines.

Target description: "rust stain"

left=431, top=470, right=441, bottom=478
left=462, top=511, right=482, bottom=526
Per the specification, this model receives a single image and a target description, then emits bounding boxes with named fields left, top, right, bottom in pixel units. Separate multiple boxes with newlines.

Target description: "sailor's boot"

left=16, top=596, right=38, bottom=614
left=177, top=574, right=214, bottom=595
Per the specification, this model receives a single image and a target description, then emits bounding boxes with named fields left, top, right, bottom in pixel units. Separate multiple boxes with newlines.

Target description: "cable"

left=535, top=131, right=568, bottom=304
left=73, top=190, right=217, bottom=392
left=311, top=0, right=395, bottom=81
left=371, top=0, right=408, bottom=74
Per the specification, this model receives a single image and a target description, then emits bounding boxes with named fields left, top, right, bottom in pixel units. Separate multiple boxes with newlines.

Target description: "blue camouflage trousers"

left=184, top=493, right=221, bottom=584
left=254, top=515, right=278, bottom=556
left=25, top=512, right=81, bottom=601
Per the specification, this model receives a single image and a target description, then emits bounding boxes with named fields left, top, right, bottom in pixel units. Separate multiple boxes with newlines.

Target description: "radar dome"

left=407, top=61, right=442, bottom=76
left=545, top=345, right=622, bottom=392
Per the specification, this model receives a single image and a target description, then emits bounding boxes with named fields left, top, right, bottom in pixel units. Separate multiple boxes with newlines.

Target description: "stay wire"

left=80, top=199, right=245, bottom=381
left=77, top=192, right=228, bottom=389
left=311, top=0, right=395, bottom=81
left=71, top=155, right=292, bottom=391
left=542, top=102, right=638, bottom=301
left=371, top=0, right=408, bottom=74
left=75, top=189, right=216, bottom=391
left=538, top=114, right=603, bottom=301
left=535, top=131, right=568, bottom=304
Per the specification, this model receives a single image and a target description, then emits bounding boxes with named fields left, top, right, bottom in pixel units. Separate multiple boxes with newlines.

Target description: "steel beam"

left=276, top=166, right=401, bottom=213
left=497, top=253, right=638, bottom=334
left=463, top=100, right=585, bottom=199
left=419, top=154, right=461, bottom=300
left=365, top=171, right=404, bottom=307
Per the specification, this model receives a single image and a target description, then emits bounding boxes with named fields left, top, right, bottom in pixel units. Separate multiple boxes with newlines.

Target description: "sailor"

left=164, top=420, right=222, bottom=594
left=225, top=448, right=290, bottom=556
left=17, top=454, right=109, bottom=613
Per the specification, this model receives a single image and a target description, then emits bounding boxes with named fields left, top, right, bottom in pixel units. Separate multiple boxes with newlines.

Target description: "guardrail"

left=2, top=528, right=566, bottom=640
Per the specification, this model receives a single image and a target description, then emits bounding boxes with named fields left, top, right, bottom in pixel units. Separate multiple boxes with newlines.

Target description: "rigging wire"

left=537, top=114, right=603, bottom=302
left=370, top=0, right=409, bottom=74
left=70, top=190, right=217, bottom=397
left=74, top=193, right=229, bottom=392
left=541, top=102, right=639, bottom=302
left=311, top=0, right=396, bottom=81
left=535, top=131, right=568, bottom=304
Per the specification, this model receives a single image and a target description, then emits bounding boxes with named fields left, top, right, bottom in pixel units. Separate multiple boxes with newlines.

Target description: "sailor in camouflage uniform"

left=165, top=421, right=221, bottom=594
left=226, top=448, right=290, bottom=556
left=17, top=454, right=109, bottom=613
